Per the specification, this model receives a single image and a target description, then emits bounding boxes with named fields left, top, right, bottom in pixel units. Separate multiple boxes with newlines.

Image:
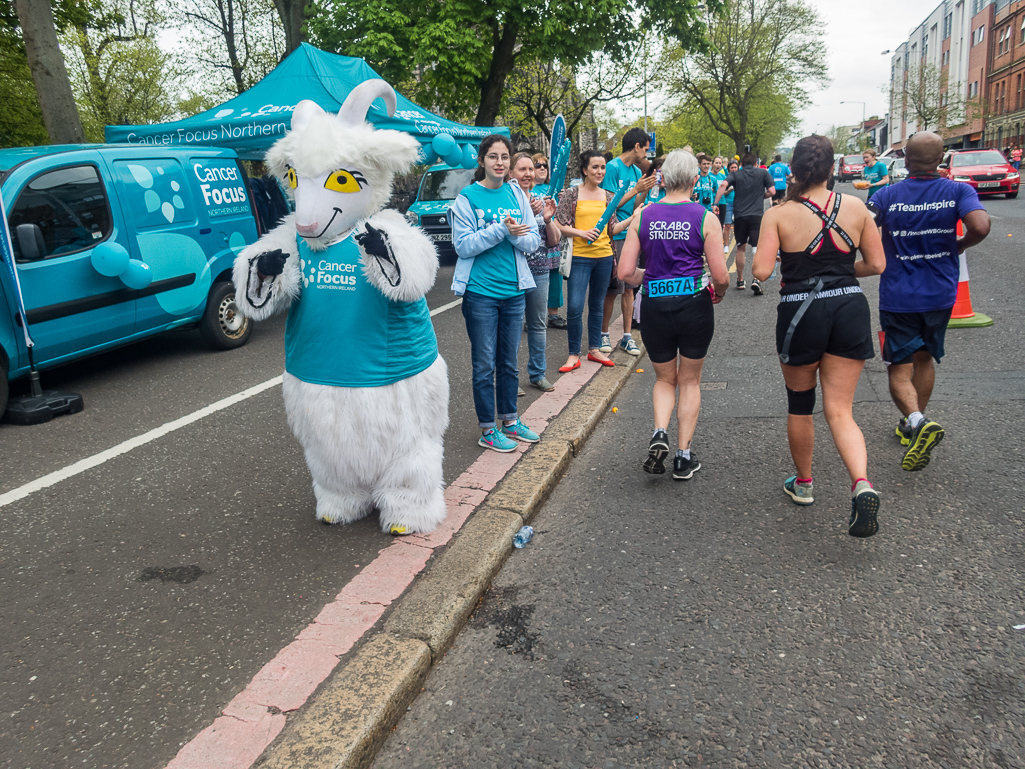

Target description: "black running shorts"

left=640, top=289, right=715, bottom=362
left=733, top=215, right=762, bottom=247
left=772, top=188, right=786, bottom=203
left=775, top=290, right=874, bottom=366
left=879, top=308, right=953, bottom=364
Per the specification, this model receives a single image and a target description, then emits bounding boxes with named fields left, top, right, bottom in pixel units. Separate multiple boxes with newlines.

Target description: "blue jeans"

left=566, top=255, right=613, bottom=355
left=525, top=270, right=550, bottom=382
left=462, top=290, right=524, bottom=429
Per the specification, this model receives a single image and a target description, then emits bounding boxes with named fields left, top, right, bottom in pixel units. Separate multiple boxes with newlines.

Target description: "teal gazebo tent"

left=104, top=43, right=503, bottom=162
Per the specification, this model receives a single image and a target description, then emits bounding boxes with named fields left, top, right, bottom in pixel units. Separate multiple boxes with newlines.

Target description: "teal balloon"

left=432, top=133, right=457, bottom=157
left=461, top=144, right=477, bottom=169
left=419, top=145, right=438, bottom=166
left=443, top=147, right=463, bottom=168
left=122, top=259, right=153, bottom=289
left=91, top=242, right=131, bottom=277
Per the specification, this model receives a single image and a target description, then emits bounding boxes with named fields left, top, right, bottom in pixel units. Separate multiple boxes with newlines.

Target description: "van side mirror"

left=938, top=163, right=949, bottom=170
left=16, top=223, right=45, bottom=261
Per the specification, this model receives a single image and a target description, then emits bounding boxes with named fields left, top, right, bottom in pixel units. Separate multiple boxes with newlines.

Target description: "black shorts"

left=772, top=188, right=786, bottom=202
left=640, top=289, right=714, bottom=362
left=879, top=308, right=953, bottom=364
left=775, top=289, right=874, bottom=366
left=733, top=215, right=763, bottom=246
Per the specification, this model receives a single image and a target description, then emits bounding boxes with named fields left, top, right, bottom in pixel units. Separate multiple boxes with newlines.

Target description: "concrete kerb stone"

left=254, top=634, right=430, bottom=769
left=256, top=341, right=646, bottom=769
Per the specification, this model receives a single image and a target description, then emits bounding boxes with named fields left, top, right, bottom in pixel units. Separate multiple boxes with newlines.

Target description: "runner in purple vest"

left=618, top=149, right=730, bottom=481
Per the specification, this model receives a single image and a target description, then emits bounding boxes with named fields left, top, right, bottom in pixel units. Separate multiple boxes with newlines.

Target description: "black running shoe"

left=750, top=280, right=763, bottom=295
left=848, top=480, right=880, bottom=538
left=644, top=430, right=669, bottom=474
left=672, top=453, right=701, bottom=480
left=902, top=420, right=944, bottom=471
left=548, top=314, right=568, bottom=329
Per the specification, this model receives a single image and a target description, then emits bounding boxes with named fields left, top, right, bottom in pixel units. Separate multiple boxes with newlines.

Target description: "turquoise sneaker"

left=500, top=419, right=540, bottom=443
left=479, top=427, right=517, bottom=453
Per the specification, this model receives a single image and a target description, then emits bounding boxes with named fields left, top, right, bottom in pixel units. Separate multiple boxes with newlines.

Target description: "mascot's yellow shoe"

left=389, top=524, right=410, bottom=536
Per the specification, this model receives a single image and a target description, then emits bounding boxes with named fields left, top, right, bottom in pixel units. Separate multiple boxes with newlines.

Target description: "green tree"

left=658, top=0, right=827, bottom=157
left=308, top=0, right=718, bottom=127
left=0, top=5, right=48, bottom=146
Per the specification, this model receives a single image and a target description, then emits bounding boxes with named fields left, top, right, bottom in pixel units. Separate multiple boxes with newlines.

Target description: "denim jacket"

left=450, top=181, right=540, bottom=296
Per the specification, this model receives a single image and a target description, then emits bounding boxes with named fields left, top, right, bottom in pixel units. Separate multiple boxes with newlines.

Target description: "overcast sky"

left=793, top=0, right=943, bottom=140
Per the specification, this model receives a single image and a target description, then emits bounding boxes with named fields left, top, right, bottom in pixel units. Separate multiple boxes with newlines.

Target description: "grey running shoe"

left=548, top=315, right=568, bottom=329
left=530, top=377, right=555, bottom=392
left=902, top=420, right=944, bottom=471
left=849, top=480, right=880, bottom=538
left=783, top=476, right=814, bottom=505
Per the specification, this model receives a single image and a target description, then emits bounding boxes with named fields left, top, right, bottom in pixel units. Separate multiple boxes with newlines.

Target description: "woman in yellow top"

left=554, top=150, right=636, bottom=371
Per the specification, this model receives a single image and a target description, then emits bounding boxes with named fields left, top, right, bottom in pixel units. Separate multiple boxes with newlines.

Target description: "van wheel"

left=200, top=281, right=251, bottom=350
left=0, top=357, right=8, bottom=419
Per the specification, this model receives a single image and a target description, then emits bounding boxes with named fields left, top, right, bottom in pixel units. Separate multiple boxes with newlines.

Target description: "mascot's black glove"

left=356, top=224, right=401, bottom=287
left=355, top=223, right=389, bottom=259
left=257, top=249, right=288, bottom=277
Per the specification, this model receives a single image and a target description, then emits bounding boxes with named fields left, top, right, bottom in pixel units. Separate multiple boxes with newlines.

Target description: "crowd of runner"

left=450, top=128, right=991, bottom=540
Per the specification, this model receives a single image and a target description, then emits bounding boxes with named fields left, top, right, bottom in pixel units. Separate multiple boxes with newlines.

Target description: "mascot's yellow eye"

left=324, top=169, right=367, bottom=193
left=286, top=167, right=298, bottom=189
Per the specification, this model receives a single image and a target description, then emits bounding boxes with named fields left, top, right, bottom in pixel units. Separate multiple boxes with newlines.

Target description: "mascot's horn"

left=337, top=80, right=397, bottom=127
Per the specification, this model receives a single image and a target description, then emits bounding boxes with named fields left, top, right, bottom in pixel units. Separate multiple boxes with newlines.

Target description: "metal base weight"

left=3, top=390, right=85, bottom=425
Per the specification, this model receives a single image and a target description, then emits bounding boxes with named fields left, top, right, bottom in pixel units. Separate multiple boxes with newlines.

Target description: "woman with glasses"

left=510, top=152, right=560, bottom=392
left=533, top=151, right=567, bottom=330
left=451, top=135, right=543, bottom=452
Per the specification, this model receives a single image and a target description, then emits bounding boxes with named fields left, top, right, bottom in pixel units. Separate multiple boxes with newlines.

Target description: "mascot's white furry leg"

left=282, top=357, right=449, bottom=533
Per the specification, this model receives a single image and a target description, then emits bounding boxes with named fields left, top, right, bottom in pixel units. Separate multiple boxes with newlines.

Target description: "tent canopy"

left=104, top=44, right=503, bottom=161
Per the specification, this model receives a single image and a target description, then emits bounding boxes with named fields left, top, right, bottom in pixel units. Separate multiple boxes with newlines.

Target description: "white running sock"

left=907, top=411, right=925, bottom=429
left=676, top=449, right=691, bottom=459
left=653, top=428, right=666, bottom=438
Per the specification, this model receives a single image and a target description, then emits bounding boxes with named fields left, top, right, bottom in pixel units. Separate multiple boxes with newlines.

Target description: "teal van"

left=0, top=144, right=262, bottom=417
left=403, top=162, right=474, bottom=261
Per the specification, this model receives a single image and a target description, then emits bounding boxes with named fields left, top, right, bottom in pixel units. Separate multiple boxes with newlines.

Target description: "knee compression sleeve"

left=786, top=386, right=815, bottom=416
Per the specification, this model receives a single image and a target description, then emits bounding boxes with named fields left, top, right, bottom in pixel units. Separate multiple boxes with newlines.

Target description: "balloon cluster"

left=419, top=133, right=478, bottom=169
left=91, top=242, right=153, bottom=289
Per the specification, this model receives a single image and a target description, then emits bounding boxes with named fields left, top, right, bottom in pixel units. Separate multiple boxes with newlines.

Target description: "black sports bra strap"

left=800, top=193, right=854, bottom=252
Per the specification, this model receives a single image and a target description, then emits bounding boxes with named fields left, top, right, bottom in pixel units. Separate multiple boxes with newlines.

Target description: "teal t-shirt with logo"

left=693, top=172, right=719, bottom=211
left=862, top=160, right=889, bottom=198
left=459, top=182, right=523, bottom=298
left=603, top=157, right=643, bottom=241
left=286, top=233, right=438, bottom=387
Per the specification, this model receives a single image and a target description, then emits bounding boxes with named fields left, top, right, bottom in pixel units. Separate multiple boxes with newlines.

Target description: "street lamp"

left=841, top=100, right=867, bottom=125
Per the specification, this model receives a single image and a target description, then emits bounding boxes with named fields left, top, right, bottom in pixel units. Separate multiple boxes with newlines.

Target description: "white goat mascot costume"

left=234, top=80, right=449, bottom=535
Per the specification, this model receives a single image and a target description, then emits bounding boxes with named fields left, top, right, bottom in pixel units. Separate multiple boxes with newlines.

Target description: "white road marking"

left=0, top=298, right=463, bottom=510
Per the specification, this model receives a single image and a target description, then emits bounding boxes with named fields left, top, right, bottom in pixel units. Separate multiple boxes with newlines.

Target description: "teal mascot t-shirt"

left=286, top=233, right=439, bottom=387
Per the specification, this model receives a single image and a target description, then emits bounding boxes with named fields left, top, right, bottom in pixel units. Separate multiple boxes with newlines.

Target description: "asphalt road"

left=0, top=257, right=608, bottom=768
left=373, top=186, right=1025, bottom=768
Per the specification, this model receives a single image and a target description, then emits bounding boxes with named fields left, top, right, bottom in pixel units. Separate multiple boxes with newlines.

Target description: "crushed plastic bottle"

left=513, top=525, right=534, bottom=549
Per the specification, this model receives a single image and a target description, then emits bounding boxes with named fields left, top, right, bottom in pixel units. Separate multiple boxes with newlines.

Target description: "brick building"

left=984, top=0, right=1025, bottom=149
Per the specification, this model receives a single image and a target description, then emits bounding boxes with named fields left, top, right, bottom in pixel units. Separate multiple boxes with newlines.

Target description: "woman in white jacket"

left=451, top=135, right=542, bottom=452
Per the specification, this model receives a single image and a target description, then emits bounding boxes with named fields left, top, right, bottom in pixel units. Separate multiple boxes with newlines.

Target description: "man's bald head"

left=905, top=132, right=945, bottom=174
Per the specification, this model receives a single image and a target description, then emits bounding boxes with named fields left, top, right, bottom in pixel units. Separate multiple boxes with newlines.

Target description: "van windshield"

left=418, top=168, right=474, bottom=202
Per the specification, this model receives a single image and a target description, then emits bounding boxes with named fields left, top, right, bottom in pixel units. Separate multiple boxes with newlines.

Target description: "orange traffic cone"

left=948, top=220, right=993, bottom=328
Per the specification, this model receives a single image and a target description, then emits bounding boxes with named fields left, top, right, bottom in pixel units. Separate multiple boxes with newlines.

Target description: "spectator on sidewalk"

left=867, top=130, right=991, bottom=472
left=860, top=148, right=889, bottom=200
left=600, top=128, right=655, bottom=358
left=618, top=150, right=729, bottom=481
left=510, top=152, right=561, bottom=393
left=451, top=135, right=543, bottom=453
left=533, top=152, right=568, bottom=329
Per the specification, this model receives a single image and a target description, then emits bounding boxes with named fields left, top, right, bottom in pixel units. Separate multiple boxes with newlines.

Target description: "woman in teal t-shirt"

left=451, top=135, right=543, bottom=453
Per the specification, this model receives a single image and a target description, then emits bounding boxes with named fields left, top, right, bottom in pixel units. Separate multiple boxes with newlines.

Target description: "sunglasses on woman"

left=534, top=163, right=548, bottom=169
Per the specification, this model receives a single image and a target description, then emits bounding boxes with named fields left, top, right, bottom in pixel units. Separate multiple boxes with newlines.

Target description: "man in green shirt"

left=861, top=148, right=889, bottom=199
left=600, top=127, right=655, bottom=355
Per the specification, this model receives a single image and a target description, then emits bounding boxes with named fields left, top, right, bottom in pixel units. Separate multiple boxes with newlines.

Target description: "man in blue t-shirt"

left=767, top=154, right=791, bottom=206
left=600, top=126, right=655, bottom=356
left=868, top=131, right=990, bottom=472
left=860, top=149, right=889, bottom=200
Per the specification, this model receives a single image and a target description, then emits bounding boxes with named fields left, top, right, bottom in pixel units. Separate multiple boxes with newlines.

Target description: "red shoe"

left=587, top=353, right=615, bottom=367
left=558, top=359, right=582, bottom=373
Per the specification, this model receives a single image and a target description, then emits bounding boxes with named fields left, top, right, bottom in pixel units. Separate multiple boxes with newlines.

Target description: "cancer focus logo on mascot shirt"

left=301, top=246, right=359, bottom=291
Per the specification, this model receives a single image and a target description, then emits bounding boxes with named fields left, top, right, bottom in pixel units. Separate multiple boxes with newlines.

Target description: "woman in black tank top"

left=753, top=135, right=886, bottom=538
